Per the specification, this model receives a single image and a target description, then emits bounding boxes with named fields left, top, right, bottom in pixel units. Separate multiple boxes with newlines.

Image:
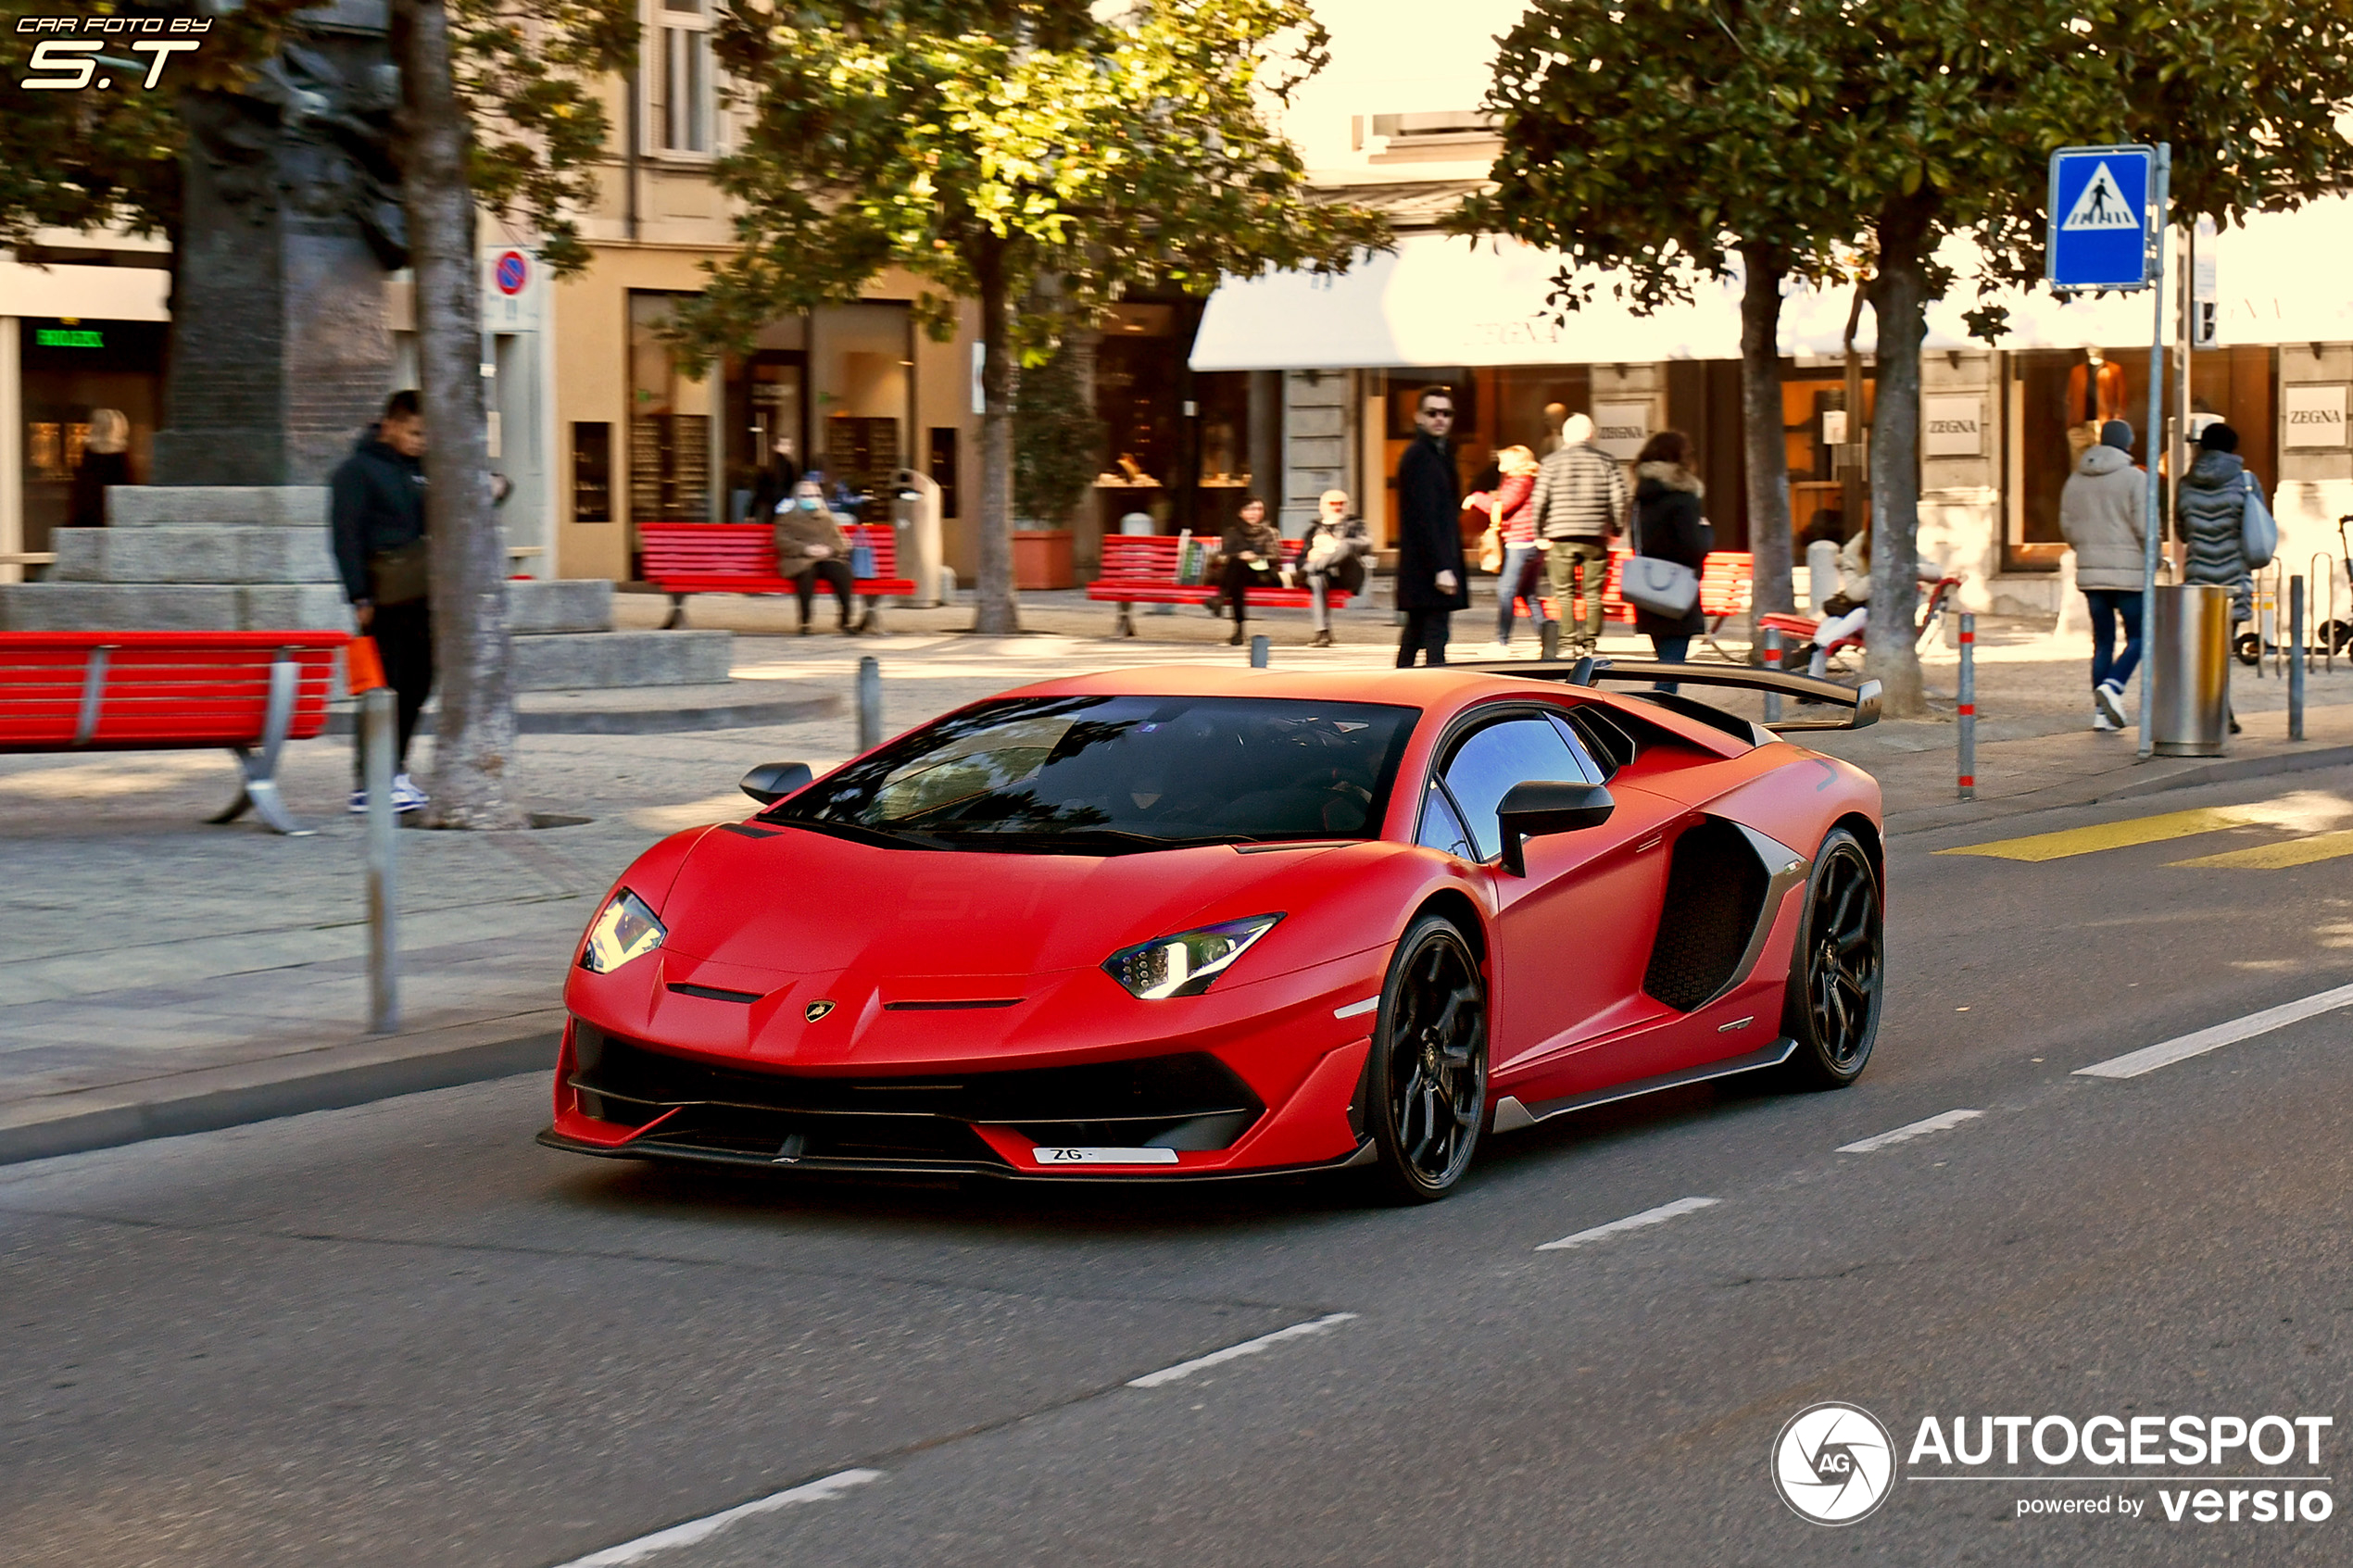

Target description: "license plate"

left=1030, top=1146, right=1179, bottom=1165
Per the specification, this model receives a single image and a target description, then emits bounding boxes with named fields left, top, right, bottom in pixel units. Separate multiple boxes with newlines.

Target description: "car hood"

left=655, top=822, right=1348, bottom=981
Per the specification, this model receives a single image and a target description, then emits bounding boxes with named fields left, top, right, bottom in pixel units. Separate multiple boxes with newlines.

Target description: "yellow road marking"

left=1935, top=807, right=2266, bottom=862
left=2170, top=828, right=2353, bottom=870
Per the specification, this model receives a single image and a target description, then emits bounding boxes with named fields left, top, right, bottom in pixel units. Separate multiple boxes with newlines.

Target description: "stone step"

left=511, top=630, right=732, bottom=690
left=50, top=527, right=339, bottom=584
left=107, top=486, right=330, bottom=528
left=510, top=579, right=612, bottom=634
left=0, top=582, right=351, bottom=633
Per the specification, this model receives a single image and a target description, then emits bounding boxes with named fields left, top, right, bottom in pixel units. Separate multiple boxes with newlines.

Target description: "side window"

left=1544, top=712, right=1607, bottom=783
left=1439, top=716, right=1588, bottom=861
left=1416, top=784, right=1476, bottom=859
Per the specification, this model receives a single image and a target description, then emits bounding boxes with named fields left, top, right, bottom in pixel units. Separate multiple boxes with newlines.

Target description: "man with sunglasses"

left=1393, top=385, right=1468, bottom=665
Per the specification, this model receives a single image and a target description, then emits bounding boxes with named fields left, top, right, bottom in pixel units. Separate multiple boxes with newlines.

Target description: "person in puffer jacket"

left=2176, top=423, right=2256, bottom=622
left=2058, top=419, right=2145, bottom=730
left=2174, top=422, right=2259, bottom=733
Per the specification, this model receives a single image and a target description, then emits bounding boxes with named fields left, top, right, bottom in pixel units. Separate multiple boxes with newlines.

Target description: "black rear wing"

left=1453, top=658, right=1881, bottom=734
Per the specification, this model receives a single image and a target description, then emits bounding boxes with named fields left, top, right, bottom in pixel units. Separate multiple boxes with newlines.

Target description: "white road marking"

left=552, top=1469, right=883, bottom=1566
left=1126, top=1312, right=1359, bottom=1388
left=2075, top=979, right=2353, bottom=1079
left=1536, top=1196, right=1720, bottom=1251
left=1332, top=995, right=1380, bottom=1020
left=1836, top=1109, right=1983, bottom=1154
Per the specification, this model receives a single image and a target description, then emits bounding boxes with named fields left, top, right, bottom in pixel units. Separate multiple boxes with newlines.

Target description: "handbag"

left=367, top=539, right=430, bottom=606
left=847, top=526, right=878, bottom=580
left=1478, top=523, right=1504, bottom=575
left=1621, top=555, right=1700, bottom=617
left=2241, top=483, right=2278, bottom=569
left=345, top=634, right=387, bottom=694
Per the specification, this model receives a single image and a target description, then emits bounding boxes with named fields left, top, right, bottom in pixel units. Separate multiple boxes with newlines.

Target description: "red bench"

left=1517, top=549, right=1754, bottom=659
left=1088, top=534, right=1353, bottom=636
left=640, top=521, right=916, bottom=631
left=0, top=631, right=347, bottom=834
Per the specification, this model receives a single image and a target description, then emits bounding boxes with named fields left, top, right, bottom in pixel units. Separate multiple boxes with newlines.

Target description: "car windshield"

left=769, top=695, right=1418, bottom=854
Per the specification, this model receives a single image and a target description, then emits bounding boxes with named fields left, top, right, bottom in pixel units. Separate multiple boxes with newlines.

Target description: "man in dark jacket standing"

left=331, top=390, right=434, bottom=813
left=1394, top=385, right=1468, bottom=666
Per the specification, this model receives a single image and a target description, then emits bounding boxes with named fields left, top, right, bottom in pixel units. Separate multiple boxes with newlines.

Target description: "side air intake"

left=1642, top=819, right=1771, bottom=1011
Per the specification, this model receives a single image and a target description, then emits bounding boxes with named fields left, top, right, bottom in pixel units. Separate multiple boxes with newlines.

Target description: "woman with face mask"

left=774, top=475, right=857, bottom=633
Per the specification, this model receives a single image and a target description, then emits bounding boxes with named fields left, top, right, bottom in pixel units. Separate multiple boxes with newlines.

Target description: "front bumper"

left=540, top=1015, right=1377, bottom=1180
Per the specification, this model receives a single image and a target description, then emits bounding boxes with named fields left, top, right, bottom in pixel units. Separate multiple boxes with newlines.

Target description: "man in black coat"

left=1394, top=385, right=1468, bottom=666
left=330, top=389, right=434, bottom=814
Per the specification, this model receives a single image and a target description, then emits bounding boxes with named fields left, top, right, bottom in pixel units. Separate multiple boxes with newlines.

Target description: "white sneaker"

left=391, top=772, right=430, bottom=813
left=2093, top=681, right=2126, bottom=727
left=2092, top=709, right=2120, bottom=732
left=347, top=789, right=370, bottom=815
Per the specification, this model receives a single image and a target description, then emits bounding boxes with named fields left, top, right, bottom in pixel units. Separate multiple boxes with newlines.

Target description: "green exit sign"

left=36, top=328, right=104, bottom=348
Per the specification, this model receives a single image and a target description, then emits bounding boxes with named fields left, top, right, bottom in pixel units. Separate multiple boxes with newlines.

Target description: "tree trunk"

left=973, top=244, right=1020, bottom=634
left=1737, top=242, right=1794, bottom=618
left=1862, top=196, right=1931, bottom=719
left=392, top=0, right=523, bottom=826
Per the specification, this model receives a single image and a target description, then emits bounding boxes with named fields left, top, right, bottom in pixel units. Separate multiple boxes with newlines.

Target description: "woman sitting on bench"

left=1220, top=494, right=1282, bottom=647
left=774, top=476, right=856, bottom=634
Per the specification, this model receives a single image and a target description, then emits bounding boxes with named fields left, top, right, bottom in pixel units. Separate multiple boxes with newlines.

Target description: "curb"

left=1889, top=740, right=2353, bottom=835
left=323, top=691, right=838, bottom=736
left=0, top=1014, right=563, bottom=1168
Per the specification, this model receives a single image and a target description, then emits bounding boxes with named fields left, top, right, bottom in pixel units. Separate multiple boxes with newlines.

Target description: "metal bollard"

left=1957, top=612, right=1977, bottom=801
left=1250, top=634, right=1269, bottom=669
left=1761, top=627, right=1783, bottom=725
left=363, top=685, right=399, bottom=1035
left=2290, top=575, right=2306, bottom=742
left=1539, top=619, right=1561, bottom=662
left=856, top=655, right=882, bottom=753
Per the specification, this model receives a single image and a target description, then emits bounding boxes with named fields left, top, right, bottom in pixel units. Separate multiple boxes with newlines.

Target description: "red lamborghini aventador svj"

left=540, top=659, right=1886, bottom=1202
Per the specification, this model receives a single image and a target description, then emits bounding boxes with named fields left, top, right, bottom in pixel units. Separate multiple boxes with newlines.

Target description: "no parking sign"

left=494, top=250, right=529, bottom=296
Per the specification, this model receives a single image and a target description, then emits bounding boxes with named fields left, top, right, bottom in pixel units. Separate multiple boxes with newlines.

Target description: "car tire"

left=1780, top=827, right=1883, bottom=1090
left=1363, top=913, right=1489, bottom=1204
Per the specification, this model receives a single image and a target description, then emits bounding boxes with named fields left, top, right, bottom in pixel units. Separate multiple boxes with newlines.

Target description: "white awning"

left=1189, top=201, right=2353, bottom=371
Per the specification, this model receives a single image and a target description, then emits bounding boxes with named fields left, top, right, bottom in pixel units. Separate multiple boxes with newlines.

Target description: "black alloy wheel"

left=1365, top=915, right=1488, bottom=1203
left=1780, top=828, right=1883, bottom=1089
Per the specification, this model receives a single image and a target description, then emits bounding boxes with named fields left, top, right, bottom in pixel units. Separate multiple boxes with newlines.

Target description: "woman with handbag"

left=1476, top=445, right=1544, bottom=657
left=1627, top=431, right=1712, bottom=692
left=775, top=476, right=858, bottom=633
left=2175, top=422, right=2262, bottom=734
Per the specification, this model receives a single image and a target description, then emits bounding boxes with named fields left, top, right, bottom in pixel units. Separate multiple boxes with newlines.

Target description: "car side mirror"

left=739, top=760, right=813, bottom=806
left=1496, top=780, right=1616, bottom=875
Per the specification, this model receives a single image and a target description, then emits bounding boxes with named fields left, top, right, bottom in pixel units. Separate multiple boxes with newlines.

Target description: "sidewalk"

left=6, top=596, right=2349, bottom=1163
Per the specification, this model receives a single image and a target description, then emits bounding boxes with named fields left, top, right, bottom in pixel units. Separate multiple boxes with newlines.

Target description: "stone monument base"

left=0, top=487, right=729, bottom=689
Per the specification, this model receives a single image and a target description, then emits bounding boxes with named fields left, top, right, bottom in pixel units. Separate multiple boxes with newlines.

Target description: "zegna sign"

left=2283, top=383, right=2347, bottom=448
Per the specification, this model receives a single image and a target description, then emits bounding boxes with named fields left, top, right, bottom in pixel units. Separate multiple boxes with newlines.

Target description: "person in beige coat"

left=2058, top=420, right=2146, bottom=730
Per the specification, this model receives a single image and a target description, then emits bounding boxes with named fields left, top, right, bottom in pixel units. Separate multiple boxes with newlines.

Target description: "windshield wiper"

left=921, top=826, right=1270, bottom=855
left=764, top=817, right=951, bottom=852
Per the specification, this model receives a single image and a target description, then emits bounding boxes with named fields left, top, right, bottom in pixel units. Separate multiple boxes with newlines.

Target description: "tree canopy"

left=677, top=0, right=1386, bottom=632
left=0, top=0, right=632, bottom=272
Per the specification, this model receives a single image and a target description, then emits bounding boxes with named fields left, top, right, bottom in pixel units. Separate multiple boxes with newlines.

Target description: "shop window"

left=812, top=301, right=911, bottom=521
left=18, top=317, right=165, bottom=553
left=929, top=427, right=959, bottom=519
left=627, top=291, right=712, bottom=521
left=572, top=422, right=612, bottom=522
left=653, top=0, right=713, bottom=155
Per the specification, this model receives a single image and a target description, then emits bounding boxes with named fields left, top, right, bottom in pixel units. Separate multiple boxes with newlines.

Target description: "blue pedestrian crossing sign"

left=2047, top=144, right=2157, bottom=291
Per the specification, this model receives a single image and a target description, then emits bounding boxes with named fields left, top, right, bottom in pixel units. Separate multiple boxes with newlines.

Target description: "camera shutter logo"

left=1771, top=1402, right=1897, bottom=1524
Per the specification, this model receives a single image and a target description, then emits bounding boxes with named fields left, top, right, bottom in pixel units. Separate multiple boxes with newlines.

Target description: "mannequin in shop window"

left=2064, top=347, right=2128, bottom=469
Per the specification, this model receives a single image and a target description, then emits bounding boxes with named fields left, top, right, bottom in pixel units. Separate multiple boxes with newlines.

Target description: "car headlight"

left=579, top=888, right=666, bottom=974
left=1103, top=915, right=1282, bottom=999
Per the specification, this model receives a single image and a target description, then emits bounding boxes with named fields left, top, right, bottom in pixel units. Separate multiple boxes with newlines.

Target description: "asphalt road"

left=5, top=765, right=2350, bottom=1567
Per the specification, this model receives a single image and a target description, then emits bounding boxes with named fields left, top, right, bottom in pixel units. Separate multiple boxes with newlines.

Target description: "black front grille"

left=570, top=1023, right=1264, bottom=1160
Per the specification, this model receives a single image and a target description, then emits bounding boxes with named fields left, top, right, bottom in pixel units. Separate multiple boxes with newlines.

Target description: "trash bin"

left=2151, top=583, right=2231, bottom=756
